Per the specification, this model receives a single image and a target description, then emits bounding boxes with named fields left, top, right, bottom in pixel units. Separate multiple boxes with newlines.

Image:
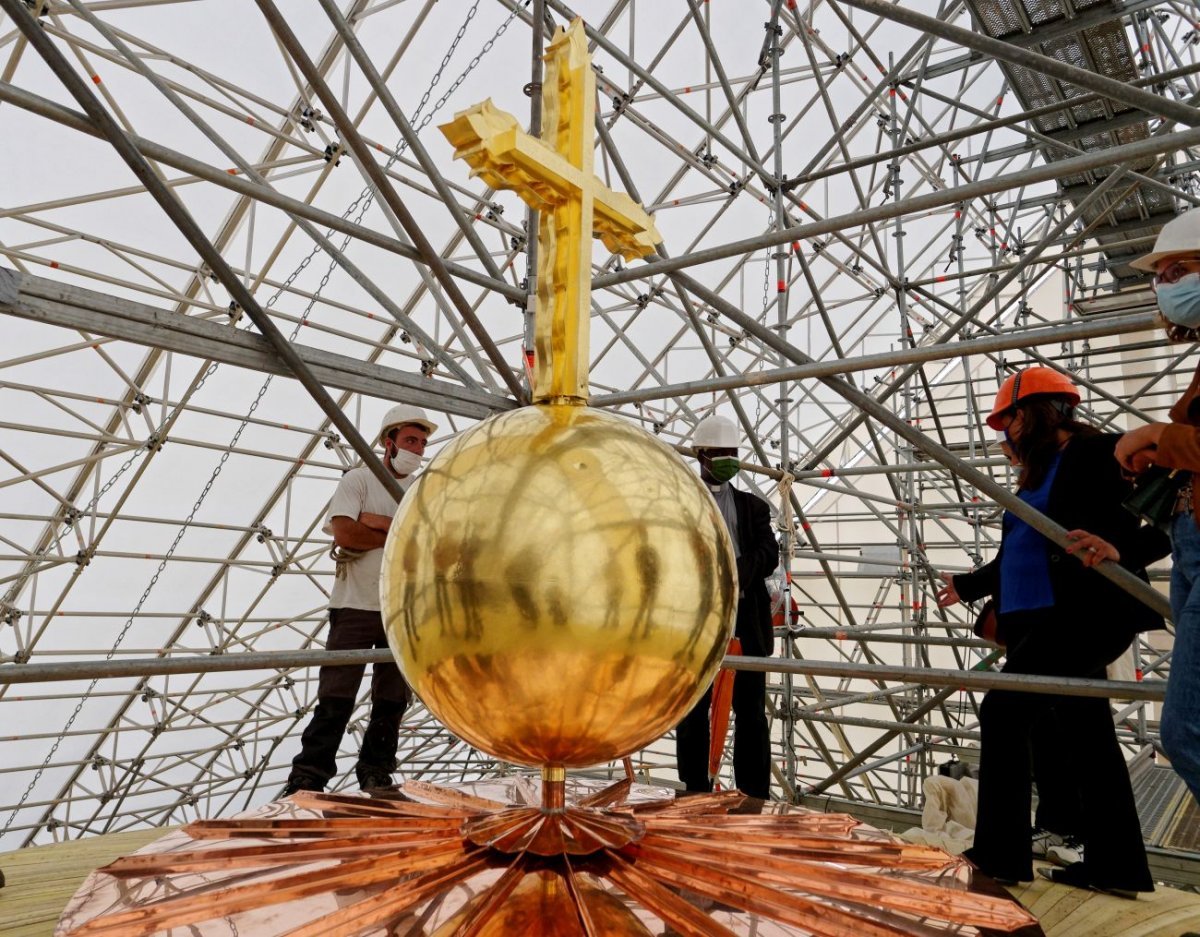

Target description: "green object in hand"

left=1123, top=466, right=1190, bottom=528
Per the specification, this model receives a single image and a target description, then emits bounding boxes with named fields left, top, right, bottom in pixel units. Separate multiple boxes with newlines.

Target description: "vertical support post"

left=542, top=764, right=566, bottom=813
left=888, top=54, right=923, bottom=802
left=766, top=0, right=797, bottom=801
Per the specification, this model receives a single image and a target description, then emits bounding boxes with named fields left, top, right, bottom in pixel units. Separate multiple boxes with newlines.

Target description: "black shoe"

left=961, top=846, right=1030, bottom=885
left=356, top=766, right=394, bottom=791
left=282, top=773, right=324, bottom=797
left=1037, top=863, right=1141, bottom=900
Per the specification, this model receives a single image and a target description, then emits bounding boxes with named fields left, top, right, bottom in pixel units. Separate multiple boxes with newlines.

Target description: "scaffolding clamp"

left=323, top=142, right=342, bottom=166
left=298, top=104, right=320, bottom=133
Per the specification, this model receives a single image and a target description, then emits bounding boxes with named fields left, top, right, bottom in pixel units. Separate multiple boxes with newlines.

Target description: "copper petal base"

left=57, top=775, right=1041, bottom=937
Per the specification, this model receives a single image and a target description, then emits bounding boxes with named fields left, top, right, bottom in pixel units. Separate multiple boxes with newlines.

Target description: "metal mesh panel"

left=1166, top=796, right=1200, bottom=853
left=1023, top=0, right=1065, bottom=27
left=1085, top=21, right=1139, bottom=107
left=973, top=0, right=1024, bottom=38
left=1132, top=763, right=1186, bottom=845
left=966, top=0, right=1159, bottom=281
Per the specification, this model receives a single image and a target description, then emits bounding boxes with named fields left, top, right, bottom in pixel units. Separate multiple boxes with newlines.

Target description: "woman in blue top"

left=938, top=367, right=1165, bottom=896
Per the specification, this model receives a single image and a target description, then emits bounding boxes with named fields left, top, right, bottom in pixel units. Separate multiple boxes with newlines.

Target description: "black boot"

left=288, top=697, right=355, bottom=792
left=355, top=698, right=407, bottom=790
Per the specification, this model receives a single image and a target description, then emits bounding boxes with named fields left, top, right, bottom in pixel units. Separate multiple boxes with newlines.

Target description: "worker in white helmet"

left=285, top=403, right=437, bottom=795
left=674, top=413, right=779, bottom=800
left=1114, top=210, right=1200, bottom=809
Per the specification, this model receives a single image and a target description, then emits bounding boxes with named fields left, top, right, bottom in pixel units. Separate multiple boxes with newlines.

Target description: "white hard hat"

left=378, top=404, right=437, bottom=446
left=1131, top=211, right=1200, bottom=272
left=692, top=414, right=740, bottom=450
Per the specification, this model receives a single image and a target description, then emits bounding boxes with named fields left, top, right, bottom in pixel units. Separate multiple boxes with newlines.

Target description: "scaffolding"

left=0, top=0, right=1197, bottom=878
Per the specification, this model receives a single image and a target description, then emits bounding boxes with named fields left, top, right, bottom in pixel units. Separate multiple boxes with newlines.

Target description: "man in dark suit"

left=675, top=414, right=780, bottom=799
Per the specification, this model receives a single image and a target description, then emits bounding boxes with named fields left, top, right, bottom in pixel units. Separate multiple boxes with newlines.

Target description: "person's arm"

left=325, top=471, right=385, bottom=551
left=1151, top=422, right=1200, bottom=473
left=949, top=556, right=999, bottom=604
left=358, top=512, right=392, bottom=533
left=1119, top=367, right=1200, bottom=471
left=330, top=515, right=387, bottom=551
left=738, top=495, right=779, bottom=585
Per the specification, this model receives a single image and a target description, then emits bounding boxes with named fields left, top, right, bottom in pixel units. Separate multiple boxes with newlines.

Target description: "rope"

left=329, top=544, right=367, bottom=580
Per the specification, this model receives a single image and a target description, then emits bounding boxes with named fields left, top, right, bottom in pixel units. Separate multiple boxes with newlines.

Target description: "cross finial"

left=441, top=18, right=661, bottom=404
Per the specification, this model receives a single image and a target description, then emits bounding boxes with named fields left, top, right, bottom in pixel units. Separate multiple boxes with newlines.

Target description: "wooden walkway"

left=0, top=828, right=169, bottom=937
left=3, top=831, right=1200, bottom=936
left=1008, top=866, right=1200, bottom=937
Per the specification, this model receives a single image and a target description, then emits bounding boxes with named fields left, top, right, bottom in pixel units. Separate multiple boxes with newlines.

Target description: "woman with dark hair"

left=937, top=367, right=1163, bottom=896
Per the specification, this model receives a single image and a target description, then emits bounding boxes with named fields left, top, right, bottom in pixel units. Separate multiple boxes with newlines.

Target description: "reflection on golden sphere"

left=381, top=403, right=736, bottom=768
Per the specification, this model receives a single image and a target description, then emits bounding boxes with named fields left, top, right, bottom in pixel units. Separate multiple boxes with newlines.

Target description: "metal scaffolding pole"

left=251, top=0, right=527, bottom=404
left=0, top=0, right=404, bottom=501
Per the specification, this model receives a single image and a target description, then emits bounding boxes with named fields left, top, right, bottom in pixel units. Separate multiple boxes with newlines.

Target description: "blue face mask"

left=1156, top=273, right=1200, bottom=329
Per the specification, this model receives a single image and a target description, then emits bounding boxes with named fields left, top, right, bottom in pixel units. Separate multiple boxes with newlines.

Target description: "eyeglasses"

left=1152, top=260, right=1200, bottom=291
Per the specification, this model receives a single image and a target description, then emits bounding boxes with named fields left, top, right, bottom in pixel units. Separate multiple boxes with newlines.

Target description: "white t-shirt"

left=324, top=466, right=410, bottom=611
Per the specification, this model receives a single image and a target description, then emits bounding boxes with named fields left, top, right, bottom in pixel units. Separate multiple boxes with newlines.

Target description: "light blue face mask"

left=1156, top=273, right=1200, bottom=330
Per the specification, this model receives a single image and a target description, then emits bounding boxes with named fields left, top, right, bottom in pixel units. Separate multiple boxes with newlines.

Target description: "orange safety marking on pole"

left=776, top=279, right=786, bottom=293
left=91, top=74, right=101, bottom=84
left=50, top=261, right=60, bottom=269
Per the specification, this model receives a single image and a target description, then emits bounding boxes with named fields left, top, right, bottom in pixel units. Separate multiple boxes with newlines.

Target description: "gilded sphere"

left=381, top=403, right=737, bottom=768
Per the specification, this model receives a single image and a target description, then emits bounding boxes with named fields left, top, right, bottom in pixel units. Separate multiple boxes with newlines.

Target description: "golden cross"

left=440, top=18, right=661, bottom=404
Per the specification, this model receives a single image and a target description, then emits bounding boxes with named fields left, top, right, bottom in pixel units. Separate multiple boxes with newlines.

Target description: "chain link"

left=0, top=1, right=517, bottom=841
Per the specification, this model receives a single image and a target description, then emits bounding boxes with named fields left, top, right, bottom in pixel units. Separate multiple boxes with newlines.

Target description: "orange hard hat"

left=986, top=367, right=1080, bottom=430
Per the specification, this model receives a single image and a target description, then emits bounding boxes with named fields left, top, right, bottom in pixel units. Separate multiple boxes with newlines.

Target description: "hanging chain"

left=1, top=1, right=518, bottom=841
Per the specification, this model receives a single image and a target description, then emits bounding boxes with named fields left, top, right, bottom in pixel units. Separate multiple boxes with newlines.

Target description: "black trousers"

left=965, top=609, right=1151, bottom=889
left=676, top=668, right=770, bottom=799
left=289, top=608, right=411, bottom=786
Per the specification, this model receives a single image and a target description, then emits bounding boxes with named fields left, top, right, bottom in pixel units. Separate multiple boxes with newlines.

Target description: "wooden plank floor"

left=1007, top=863, right=1200, bottom=937
left=4, top=831, right=1200, bottom=936
left=0, top=828, right=171, bottom=937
